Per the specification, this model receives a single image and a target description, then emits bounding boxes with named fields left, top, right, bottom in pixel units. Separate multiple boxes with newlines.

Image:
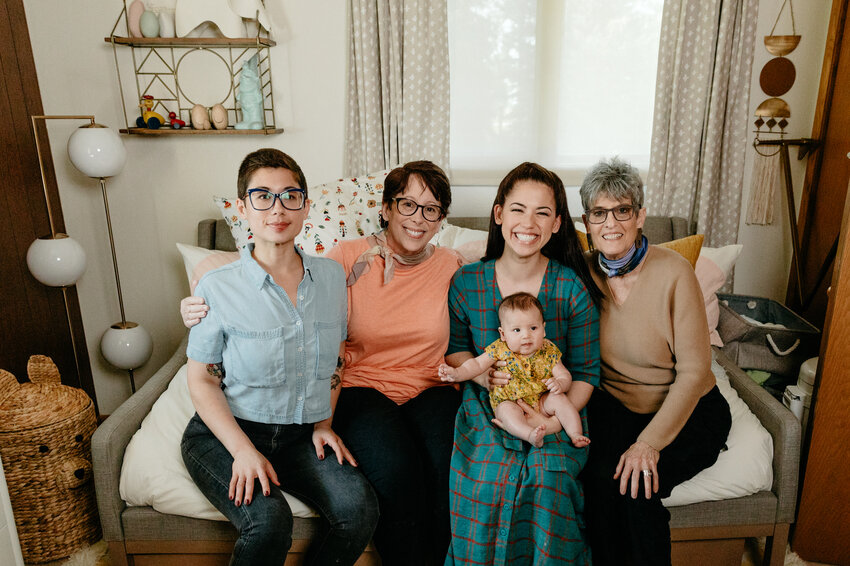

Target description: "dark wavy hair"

left=379, top=161, right=451, bottom=229
left=483, top=162, right=602, bottom=306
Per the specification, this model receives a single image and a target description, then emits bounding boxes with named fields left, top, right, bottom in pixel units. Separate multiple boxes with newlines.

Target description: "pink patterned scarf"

left=346, top=231, right=435, bottom=286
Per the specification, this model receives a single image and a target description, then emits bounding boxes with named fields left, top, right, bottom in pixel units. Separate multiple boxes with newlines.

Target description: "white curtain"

left=646, top=0, right=759, bottom=246
left=345, top=0, right=450, bottom=176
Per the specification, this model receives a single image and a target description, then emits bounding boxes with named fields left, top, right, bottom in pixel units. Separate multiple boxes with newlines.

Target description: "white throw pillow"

left=662, top=354, right=773, bottom=507
left=119, top=364, right=318, bottom=520
left=433, top=222, right=488, bottom=264
left=175, top=242, right=239, bottom=286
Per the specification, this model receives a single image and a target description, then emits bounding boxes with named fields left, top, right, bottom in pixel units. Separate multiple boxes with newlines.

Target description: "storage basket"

left=717, top=293, right=820, bottom=380
left=0, top=356, right=100, bottom=563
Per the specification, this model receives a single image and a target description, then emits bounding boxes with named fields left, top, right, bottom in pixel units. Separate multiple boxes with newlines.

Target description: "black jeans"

left=333, top=385, right=461, bottom=566
left=582, top=386, right=731, bottom=566
left=181, top=414, right=379, bottom=566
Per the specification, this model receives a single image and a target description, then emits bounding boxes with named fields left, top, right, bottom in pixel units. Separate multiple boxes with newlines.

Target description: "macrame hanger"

left=770, top=0, right=796, bottom=37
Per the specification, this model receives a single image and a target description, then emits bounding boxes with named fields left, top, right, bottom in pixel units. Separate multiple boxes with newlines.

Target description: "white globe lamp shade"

left=101, top=322, right=153, bottom=370
left=26, top=234, right=87, bottom=286
left=67, top=124, right=126, bottom=178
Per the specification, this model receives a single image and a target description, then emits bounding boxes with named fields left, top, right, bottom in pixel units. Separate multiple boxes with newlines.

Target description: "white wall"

left=735, top=0, right=832, bottom=300
left=24, top=1, right=348, bottom=413
left=23, top=0, right=831, bottom=413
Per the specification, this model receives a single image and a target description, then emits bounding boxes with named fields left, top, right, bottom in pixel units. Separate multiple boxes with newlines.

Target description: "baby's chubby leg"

left=493, top=401, right=546, bottom=448
left=541, top=393, right=590, bottom=448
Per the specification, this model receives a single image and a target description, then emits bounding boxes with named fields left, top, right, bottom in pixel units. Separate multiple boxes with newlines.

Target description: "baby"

left=439, top=292, right=589, bottom=448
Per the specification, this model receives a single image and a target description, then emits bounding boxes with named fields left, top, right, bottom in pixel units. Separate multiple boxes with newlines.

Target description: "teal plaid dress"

left=445, top=259, right=600, bottom=565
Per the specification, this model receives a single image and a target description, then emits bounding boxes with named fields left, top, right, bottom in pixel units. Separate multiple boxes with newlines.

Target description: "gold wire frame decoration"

left=106, top=1, right=281, bottom=135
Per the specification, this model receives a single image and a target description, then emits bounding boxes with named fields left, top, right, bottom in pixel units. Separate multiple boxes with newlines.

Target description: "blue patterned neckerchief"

left=598, top=235, right=648, bottom=277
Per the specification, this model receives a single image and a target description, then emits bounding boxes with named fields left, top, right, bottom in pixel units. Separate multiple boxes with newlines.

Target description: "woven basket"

left=0, top=356, right=101, bottom=563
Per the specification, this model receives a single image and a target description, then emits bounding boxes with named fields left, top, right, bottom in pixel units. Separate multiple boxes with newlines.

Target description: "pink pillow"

left=695, top=255, right=726, bottom=346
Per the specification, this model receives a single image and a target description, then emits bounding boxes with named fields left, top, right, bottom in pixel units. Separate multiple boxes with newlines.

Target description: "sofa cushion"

left=120, top=364, right=318, bottom=521
left=662, top=354, right=773, bottom=507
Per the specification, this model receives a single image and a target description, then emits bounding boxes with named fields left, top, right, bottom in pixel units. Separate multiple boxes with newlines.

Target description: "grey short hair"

left=579, top=157, right=644, bottom=211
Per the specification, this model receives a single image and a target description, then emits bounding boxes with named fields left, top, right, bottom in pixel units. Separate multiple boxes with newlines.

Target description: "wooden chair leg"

left=108, top=541, right=130, bottom=566
left=763, top=523, right=790, bottom=566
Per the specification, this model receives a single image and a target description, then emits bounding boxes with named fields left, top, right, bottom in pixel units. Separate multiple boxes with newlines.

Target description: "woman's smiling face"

left=583, top=194, right=647, bottom=260
left=493, top=180, right=562, bottom=259
left=381, top=175, right=444, bottom=255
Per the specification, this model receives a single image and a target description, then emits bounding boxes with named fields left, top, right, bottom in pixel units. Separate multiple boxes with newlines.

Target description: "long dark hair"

left=483, top=162, right=603, bottom=306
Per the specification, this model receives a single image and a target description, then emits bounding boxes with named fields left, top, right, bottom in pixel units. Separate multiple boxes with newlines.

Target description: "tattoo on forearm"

left=331, top=356, right=344, bottom=390
left=206, top=363, right=225, bottom=379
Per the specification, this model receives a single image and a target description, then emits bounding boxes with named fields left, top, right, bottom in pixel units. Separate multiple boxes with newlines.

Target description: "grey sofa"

left=92, top=216, right=799, bottom=566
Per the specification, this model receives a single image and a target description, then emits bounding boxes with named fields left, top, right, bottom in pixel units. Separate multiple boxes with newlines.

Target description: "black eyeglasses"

left=246, top=188, right=306, bottom=211
left=584, top=205, right=637, bottom=224
left=392, top=197, right=444, bottom=222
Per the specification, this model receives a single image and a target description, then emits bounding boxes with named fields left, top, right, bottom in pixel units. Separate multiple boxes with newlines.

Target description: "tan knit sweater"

left=589, top=246, right=715, bottom=450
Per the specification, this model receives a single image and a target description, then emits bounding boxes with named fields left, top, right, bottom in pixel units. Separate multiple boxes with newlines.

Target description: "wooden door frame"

left=786, top=0, right=849, bottom=321
left=0, top=0, right=96, bottom=408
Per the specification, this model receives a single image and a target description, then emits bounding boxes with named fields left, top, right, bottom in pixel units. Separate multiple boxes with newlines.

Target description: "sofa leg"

left=764, top=523, right=790, bottom=566
left=108, top=541, right=130, bottom=566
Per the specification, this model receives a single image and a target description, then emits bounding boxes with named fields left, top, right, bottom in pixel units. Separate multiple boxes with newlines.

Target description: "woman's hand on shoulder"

left=614, top=440, right=660, bottom=499
left=181, top=282, right=208, bottom=328
left=229, top=445, right=279, bottom=507
left=312, top=422, right=357, bottom=466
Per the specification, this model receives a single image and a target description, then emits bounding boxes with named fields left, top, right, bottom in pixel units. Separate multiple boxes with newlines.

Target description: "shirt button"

left=296, top=321, right=301, bottom=326
left=299, top=295, right=304, bottom=301
left=297, top=396, right=303, bottom=401
left=298, top=346, right=303, bottom=352
left=499, top=528, right=507, bottom=537
left=508, top=474, right=517, bottom=482
left=504, top=503, right=511, bottom=510
left=297, top=373, right=303, bottom=377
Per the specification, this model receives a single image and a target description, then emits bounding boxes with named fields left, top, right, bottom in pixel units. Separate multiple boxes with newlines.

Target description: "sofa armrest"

left=92, top=335, right=189, bottom=542
left=713, top=347, right=801, bottom=524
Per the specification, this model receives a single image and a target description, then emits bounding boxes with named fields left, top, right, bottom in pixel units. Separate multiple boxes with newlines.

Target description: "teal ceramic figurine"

left=234, top=54, right=263, bottom=130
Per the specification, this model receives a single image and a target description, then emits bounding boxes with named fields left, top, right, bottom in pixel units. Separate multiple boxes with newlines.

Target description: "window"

left=448, top=0, right=664, bottom=185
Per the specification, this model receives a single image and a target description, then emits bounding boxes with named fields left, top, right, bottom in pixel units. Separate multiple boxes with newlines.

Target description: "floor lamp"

left=27, top=115, right=152, bottom=394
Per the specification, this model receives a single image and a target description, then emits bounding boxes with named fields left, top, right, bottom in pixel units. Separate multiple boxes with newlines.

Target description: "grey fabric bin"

left=717, top=293, right=820, bottom=379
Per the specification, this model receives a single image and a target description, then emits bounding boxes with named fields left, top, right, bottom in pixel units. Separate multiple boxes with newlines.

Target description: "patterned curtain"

left=646, top=0, right=759, bottom=246
left=345, top=0, right=450, bottom=176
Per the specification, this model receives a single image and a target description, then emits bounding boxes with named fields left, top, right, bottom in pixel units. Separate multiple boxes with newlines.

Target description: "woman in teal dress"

left=444, top=162, right=602, bottom=565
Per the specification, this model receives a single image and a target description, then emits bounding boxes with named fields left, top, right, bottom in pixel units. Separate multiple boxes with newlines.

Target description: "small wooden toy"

left=168, top=112, right=186, bottom=129
left=136, top=95, right=165, bottom=129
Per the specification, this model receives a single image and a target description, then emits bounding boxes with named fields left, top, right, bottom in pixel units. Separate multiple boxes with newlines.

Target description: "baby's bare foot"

left=569, top=434, right=591, bottom=448
left=528, top=425, right=546, bottom=448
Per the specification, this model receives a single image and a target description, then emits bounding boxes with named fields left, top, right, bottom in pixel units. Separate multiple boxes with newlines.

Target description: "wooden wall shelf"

left=105, top=36, right=276, bottom=48
left=106, top=4, right=282, bottom=136
left=120, top=127, right=283, bottom=135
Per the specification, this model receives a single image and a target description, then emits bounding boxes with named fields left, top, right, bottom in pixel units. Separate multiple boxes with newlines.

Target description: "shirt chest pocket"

left=225, top=326, right=288, bottom=388
left=314, top=321, right=341, bottom=380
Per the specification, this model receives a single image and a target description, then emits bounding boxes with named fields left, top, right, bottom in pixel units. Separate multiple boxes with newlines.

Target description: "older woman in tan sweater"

left=578, top=158, right=731, bottom=566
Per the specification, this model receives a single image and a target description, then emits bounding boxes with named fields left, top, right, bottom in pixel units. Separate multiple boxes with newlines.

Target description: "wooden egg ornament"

left=128, top=0, right=145, bottom=37
left=140, top=10, right=160, bottom=38
left=210, top=103, right=228, bottom=130
left=190, top=104, right=211, bottom=130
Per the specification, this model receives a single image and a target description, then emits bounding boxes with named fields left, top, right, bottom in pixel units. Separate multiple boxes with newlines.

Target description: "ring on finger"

left=641, top=469, right=652, bottom=478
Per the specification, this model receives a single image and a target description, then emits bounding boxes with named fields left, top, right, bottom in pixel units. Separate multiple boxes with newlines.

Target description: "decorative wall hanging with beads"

left=753, top=0, right=800, bottom=137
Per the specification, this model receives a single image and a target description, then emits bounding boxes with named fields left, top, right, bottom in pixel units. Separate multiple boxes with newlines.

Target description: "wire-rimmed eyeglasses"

left=584, top=205, right=637, bottom=224
left=392, top=197, right=444, bottom=222
left=246, top=188, right=306, bottom=211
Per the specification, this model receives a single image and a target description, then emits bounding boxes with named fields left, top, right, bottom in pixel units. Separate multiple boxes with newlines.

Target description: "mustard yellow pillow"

left=576, top=230, right=589, bottom=252
left=657, top=234, right=704, bottom=269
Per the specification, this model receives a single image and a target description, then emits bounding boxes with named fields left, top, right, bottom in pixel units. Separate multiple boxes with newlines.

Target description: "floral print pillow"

left=214, top=169, right=392, bottom=256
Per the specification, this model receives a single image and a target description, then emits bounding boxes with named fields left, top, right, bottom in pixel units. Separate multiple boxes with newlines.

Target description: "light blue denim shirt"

left=187, top=244, right=346, bottom=425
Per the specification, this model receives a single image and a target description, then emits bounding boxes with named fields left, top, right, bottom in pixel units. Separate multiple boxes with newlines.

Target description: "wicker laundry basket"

left=0, top=355, right=100, bottom=563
